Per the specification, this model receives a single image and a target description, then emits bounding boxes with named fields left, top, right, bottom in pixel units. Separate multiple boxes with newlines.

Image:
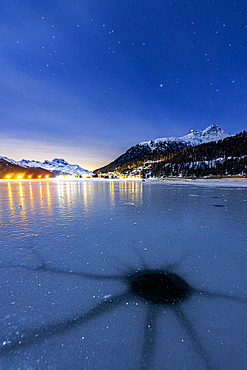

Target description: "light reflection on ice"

left=0, top=180, right=247, bottom=369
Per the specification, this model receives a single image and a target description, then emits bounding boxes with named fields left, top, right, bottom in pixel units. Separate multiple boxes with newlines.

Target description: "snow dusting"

left=139, top=124, right=229, bottom=149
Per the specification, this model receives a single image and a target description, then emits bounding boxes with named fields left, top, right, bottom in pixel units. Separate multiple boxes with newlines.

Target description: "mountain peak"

left=181, top=124, right=228, bottom=144
left=205, top=123, right=218, bottom=130
left=51, top=158, right=69, bottom=165
left=187, top=129, right=202, bottom=136
left=188, top=124, right=224, bottom=136
left=202, top=124, right=223, bottom=134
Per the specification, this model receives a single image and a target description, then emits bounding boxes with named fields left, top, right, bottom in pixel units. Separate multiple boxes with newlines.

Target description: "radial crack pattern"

left=0, top=250, right=246, bottom=370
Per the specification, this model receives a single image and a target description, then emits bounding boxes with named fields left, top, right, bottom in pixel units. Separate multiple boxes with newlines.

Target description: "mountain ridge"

left=139, top=124, right=229, bottom=147
left=0, top=157, right=91, bottom=179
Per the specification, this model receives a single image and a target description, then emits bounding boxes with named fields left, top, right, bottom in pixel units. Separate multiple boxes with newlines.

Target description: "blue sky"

left=1, top=0, right=247, bottom=170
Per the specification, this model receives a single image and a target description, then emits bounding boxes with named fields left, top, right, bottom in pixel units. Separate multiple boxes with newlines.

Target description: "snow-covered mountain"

left=0, top=156, right=55, bottom=178
left=140, top=124, right=229, bottom=148
left=18, top=158, right=91, bottom=176
left=95, top=124, right=230, bottom=173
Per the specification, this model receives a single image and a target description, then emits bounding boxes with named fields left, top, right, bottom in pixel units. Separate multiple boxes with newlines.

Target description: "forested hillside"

left=94, top=140, right=188, bottom=174
left=149, top=131, right=247, bottom=178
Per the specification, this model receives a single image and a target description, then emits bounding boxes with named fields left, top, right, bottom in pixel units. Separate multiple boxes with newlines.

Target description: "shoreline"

left=147, top=176, right=247, bottom=187
left=0, top=176, right=247, bottom=187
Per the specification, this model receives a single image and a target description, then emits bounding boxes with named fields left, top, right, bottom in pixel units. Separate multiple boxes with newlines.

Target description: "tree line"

left=149, top=131, right=247, bottom=178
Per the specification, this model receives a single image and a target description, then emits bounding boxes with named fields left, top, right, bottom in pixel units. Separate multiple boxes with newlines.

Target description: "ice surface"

left=0, top=179, right=247, bottom=369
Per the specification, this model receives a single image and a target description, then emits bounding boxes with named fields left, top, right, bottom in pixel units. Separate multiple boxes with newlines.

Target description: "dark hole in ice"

left=129, top=270, right=192, bottom=305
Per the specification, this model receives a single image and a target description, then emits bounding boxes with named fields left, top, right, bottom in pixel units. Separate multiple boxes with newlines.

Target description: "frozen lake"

left=0, top=179, right=247, bottom=370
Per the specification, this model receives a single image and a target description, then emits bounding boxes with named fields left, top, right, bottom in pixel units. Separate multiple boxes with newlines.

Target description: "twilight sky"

left=1, top=0, right=247, bottom=170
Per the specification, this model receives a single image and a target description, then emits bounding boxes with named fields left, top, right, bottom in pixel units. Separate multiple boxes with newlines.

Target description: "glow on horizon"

left=0, top=137, right=111, bottom=171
